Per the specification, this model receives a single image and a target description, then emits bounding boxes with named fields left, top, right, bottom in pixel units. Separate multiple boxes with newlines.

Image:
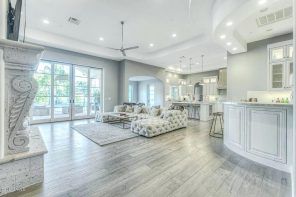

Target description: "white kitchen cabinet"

left=268, top=40, right=293, bottom=90
left=246, top=107, right=287, bottom=164
left=202, top=76, right=217, bottom=96
left=224, top=105, right=245, bottom=150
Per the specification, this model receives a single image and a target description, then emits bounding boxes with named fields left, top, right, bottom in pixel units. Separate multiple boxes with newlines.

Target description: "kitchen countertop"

left=172, top=101, right=216, bottom=105
left=223, top=101, right=293, bottom=107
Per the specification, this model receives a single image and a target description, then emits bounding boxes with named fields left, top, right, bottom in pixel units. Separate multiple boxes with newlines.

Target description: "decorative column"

left=0, top=0, right=8, bottom=159
left=0, top=39, right=44, bottom=155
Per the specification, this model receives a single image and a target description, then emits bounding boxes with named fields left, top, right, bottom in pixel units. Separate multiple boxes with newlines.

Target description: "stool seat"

left=209, top=112, right=224, bottom=138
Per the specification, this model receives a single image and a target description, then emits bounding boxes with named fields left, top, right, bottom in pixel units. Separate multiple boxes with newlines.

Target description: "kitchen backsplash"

left=247, top=91, right=292, bottom=103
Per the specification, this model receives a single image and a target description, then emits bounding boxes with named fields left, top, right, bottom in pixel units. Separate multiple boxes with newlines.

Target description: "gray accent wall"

left=41, top=47, right=120, bottom=112
left=227, top=33, right=293, bottom=100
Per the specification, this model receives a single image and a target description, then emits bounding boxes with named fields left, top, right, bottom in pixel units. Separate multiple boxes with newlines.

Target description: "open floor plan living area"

left=0, top=0, right=296, bottom=196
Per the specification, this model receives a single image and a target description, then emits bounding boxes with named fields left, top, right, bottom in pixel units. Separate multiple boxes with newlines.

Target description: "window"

left=148, top=85, right=155, bottom=107
left=128, top=84, right=134, bottom=102
left=170, top=86, right=179, bottom=101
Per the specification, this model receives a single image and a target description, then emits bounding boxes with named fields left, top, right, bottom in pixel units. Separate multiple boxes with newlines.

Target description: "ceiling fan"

left=108, top=21, right=139, bottom=56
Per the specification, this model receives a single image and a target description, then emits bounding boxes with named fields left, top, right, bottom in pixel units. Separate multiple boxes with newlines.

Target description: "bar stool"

left=209, top=112, right=223, bottom=138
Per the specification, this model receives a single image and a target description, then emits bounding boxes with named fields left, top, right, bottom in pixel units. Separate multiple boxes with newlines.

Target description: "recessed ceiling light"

left=220, top=34, right=226, bottom=39
left=226, top=21, right=233, bottom=26
left=226, top=42, right=232, bottom=46
left=224, top=57, right=227, bottom=60
left=258, top=0, right=267, bottom=5
left=172, top=33, right=177, bottom=38
left=196, top=62, right=199, bottom=65
left=232, top=47, right=237, bottom=51
left=99, top=37, right=104, bottom=41
left=149, top=43, right=154, bottom=47
left=43, top=19, right=50, bottom=24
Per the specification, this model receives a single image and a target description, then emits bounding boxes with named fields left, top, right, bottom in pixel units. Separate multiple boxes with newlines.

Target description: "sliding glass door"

left=30, top=61, right=103, bottom=124
left=53, top=63, right=71, bottom=121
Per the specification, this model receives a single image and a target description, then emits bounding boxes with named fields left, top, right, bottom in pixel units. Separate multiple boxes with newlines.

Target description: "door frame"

left=30, top=59, right=103, bottom=124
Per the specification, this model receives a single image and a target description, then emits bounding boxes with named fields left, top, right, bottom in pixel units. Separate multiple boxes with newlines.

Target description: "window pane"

left=289, top=46, right=293, bottom=58
left=54, top=97, right=69, bottom=107
left=75, top=77, right=88, bottom=88
left=37, top=62, right=51, bottom=74
left=34, top=96, right=51, bottom=106
left=75, top=66, right=88, bottom=77
left=54, top=63, right=70, bottom=75
left=271, top=47, right=284, bottom=60
left=54, top=107, right=70, bottom=118
left=75, top=97, right=88, bottom=107
left=36, top=86, right=51, bottom=97
left=90, top=78, right=100, bottom=87
left=272, top=63, right=283, bottom=88
left=90, top=68, right=101, bottom=79
left=34, top=73, right=51, bottom=86
left=54, top=86, right=70, bottom=97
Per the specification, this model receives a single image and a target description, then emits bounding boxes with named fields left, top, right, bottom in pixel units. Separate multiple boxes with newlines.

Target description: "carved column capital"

left=0, top=39, right=44, bottom=154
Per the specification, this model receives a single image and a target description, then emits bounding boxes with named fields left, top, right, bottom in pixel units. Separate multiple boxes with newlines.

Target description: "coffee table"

left=107, top=113, right=138, bottom=129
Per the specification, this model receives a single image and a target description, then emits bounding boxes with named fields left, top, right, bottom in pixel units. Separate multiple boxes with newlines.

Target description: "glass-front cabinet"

left=268, top=40, right=293, bottom=90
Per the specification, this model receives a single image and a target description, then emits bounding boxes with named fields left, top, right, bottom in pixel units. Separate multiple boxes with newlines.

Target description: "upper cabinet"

left=268, top=40, right=293, bottom=90
left=202, top=76, right=218, bottom=96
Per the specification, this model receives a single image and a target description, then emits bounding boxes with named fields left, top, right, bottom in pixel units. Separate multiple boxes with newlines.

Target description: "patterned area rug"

left=72, top=122, right=139, bottom=146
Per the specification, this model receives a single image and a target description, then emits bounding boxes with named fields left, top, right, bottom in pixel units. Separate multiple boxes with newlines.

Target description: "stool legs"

left=209, top=113, right=223, bottom=138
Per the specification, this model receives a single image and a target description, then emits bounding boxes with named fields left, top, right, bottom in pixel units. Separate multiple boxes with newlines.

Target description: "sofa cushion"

left=114, top=105, right=126, bottom=112
left=125, top=105, right=133, bottom=113
left=149, top=108, right=160, bottom=116
left=133, top=106, right=143, bottom=114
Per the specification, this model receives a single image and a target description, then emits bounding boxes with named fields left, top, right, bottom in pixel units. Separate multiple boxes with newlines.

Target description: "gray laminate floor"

left=7, top=119, right=291, bottom=197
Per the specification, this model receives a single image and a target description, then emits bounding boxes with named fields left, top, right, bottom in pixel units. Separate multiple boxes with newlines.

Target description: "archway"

left=128, top=76, right=165, bottom=107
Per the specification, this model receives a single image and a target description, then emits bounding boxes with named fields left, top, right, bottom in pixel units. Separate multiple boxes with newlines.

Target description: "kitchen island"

left=223, top=101, right=293, bottom=172
left=172, top=101, right=216, bottom=121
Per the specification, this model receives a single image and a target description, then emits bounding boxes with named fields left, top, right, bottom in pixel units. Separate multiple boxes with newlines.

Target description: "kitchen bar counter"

left=223, top=101, right=293, bottom=107
left=172, top=101, right=215, bottom=121
left=223, top=102, right=293, bottom=172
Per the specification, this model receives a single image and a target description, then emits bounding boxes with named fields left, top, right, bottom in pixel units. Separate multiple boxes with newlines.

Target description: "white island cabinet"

left=224, top=102, right=293, bottom=172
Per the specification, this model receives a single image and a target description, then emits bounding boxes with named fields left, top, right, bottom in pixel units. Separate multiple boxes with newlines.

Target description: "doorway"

left=30, top=60, right=103, bottom=124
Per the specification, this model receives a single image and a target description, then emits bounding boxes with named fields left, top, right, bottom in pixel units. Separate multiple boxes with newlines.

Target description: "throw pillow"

left=151, top=105, right=161, bottom=109
left=114, top=105, right=126, bottom=112
left=150, top=108, right=160, bottom=116
left=125, top=105, right=133, bottom=113
left=141, top=106, right=150, bottom=114
left=134, top=106, right=143, bottom=114
left=168, top=104, right=175, bottom=110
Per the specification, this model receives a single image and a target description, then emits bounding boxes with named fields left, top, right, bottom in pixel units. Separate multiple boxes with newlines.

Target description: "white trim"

left=267, top=40, right=293, bottom=50
left=292, top=0, right=296, bottom=196
left=0, top=49, right=4, bottom=158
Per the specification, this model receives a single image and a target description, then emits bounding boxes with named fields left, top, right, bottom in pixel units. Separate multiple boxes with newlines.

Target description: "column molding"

left=0, top=39, right=44, bottom=155
left=0, top=0, right=8, bottom=159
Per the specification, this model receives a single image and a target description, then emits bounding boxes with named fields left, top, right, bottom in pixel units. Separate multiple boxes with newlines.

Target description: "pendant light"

left=188, top=57, right=193, bottom=87
left=200, top=55, right=205, bottom=86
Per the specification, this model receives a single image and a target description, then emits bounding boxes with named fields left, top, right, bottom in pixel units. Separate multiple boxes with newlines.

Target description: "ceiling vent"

left=68, top=17, right=80, bottom=25
left=256, top=6, right=292, bottom=27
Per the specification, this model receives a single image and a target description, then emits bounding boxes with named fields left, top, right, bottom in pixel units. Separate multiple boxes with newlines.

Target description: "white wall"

left=227, top=33, right=293, bottom=101
left=40, top=46, right=120, bottom=112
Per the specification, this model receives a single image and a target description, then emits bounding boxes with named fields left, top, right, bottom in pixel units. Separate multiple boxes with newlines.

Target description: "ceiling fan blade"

left=124, top=46, right=139, bottom=50
left=106, top=47, right=121, bottom=50
left=122, top=50, right=126, bottom=56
